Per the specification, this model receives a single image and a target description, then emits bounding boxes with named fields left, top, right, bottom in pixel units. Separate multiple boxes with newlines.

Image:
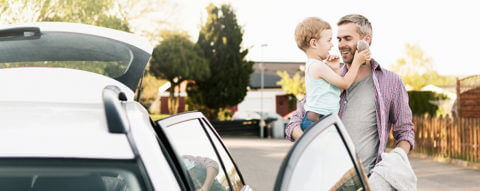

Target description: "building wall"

left=237, top=90, right=283, bottom=113
left=459, top=88, right=480, bottom=118
left=276, top=95, right=296, bottom=117
left=236, top=89, right=296, bottom=117
left=160, top=96, right=186, bottom=114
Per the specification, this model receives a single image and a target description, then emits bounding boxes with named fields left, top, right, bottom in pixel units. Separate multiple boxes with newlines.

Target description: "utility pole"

left=260, top=44, right=268, bottom=139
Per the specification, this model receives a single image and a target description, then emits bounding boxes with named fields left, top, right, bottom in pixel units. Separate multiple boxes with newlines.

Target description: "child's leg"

left=301, top=112, right=327, bottom=131
left=300, top=111, right=315, bottom=131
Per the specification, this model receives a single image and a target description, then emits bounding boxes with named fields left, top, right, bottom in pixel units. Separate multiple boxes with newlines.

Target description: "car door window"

left=275, top=114, right=368, bottom=191
left=200, top=119, right=244, bottom=191
left=164, top=119, right=230, bottom=191
left=290, top=125, right=363, bottom=190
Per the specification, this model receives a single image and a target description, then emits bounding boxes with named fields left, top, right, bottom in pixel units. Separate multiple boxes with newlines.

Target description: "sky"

left=172, top=0, right=480, bottom=76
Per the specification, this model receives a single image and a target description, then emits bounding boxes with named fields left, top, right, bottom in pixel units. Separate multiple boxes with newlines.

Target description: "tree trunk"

left=168, top=82, right=178, bottom=114
left=173, top=94, right=179, bottom=114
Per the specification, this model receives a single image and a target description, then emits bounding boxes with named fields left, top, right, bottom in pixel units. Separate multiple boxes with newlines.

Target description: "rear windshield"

left=0, top=158, right=149, bottom=191
left=0, top=32, right=133, bottom=78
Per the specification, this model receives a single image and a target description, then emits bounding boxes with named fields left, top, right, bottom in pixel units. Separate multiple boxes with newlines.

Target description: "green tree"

left=0, top=0, right=129, bottom=31
left=188, top=3, right=253, bottom=120
left=276, top=71, right=306, bottom=101
left=113, top=0, right=179, bottom=44
left=390, top=43, right=455, bottom=90
left=150, top=31, right=209, bottom=114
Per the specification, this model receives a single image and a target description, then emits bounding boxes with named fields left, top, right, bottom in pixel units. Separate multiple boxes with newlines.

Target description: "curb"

left=408, top=152, right=480, bottom=170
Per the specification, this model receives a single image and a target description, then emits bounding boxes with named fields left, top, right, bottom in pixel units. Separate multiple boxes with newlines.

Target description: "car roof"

left=0, top=101, right=134, bottom=159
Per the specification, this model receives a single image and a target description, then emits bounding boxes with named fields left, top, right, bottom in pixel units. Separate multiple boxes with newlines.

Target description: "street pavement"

left=223, top=137, right=480, bottom=191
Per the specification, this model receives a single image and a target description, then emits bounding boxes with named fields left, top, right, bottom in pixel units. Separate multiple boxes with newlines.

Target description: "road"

left=223, top=137, right=480, bottom=191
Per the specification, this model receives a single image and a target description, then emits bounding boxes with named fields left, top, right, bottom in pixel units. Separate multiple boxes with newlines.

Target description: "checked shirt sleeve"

left=285, top=99, right=306, bottom=142
left=391, top=79, right=415, bottom=150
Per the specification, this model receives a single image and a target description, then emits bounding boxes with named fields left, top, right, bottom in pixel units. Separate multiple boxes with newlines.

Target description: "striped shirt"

left=285, top=59, right=415, bottom=163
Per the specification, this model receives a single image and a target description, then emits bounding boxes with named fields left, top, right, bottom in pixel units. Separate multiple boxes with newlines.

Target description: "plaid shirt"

left=285, top=59, right=415, bottom=163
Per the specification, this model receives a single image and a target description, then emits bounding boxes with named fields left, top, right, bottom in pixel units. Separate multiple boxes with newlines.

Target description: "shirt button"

left=344, top=101, right=347, bottom=104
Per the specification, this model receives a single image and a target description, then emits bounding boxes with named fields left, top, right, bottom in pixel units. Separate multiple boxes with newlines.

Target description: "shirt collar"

left=340, top=58, right=382, bottom=76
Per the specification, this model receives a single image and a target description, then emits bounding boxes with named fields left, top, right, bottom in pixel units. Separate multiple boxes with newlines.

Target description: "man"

left=285, top=14, right=415, bottom=175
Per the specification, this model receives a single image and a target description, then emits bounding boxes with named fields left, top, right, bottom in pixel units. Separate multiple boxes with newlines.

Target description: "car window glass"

left=288, top=125, right=363, bottom=191
left=201, top=119, right=243, bottom=191
left=165, top=119, right=230, bottom=191
left=0, top=32, right=133, bottom=78
left=0, top=159, right=146, bottom=191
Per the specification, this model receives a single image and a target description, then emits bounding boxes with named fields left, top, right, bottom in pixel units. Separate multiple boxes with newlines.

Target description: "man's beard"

left=341, top=48, right=356, bottom=65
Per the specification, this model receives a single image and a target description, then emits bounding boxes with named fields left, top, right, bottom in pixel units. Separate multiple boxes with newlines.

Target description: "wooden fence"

left=388, top=116, right=480, bottom=163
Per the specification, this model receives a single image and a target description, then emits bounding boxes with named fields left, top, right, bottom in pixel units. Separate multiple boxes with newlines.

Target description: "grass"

left=150, top=114, right=170, bottom=121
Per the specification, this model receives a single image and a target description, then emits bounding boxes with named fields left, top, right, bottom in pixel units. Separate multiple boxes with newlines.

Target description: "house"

left=153, top=81, right=188, bottom=114
left=421, top=84, right=456, bottom=116
left=236, top=61, right=304, bottom=117
left=154, top=61, right=305, bottom=117
left=456, top=75, right=480, bottom=118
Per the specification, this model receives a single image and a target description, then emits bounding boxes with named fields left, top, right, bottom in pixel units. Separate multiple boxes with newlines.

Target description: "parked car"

left=232, top=111, right=286, bottom=138
left=0, top=23, right=371, bottom=191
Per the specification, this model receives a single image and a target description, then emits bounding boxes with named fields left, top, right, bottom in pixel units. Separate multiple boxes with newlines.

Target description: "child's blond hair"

left=295, top=17, right=331, bottom=52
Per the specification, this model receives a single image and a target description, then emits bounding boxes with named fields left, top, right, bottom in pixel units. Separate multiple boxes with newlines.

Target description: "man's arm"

left=285, top=99, right=306, bottom=142
left=397, top=140, right=411, bottom=154
left=391, top=77, right=415, bottom=154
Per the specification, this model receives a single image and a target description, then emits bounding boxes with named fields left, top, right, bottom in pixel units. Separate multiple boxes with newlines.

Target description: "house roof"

left=250, top=61, right=304, bottom=89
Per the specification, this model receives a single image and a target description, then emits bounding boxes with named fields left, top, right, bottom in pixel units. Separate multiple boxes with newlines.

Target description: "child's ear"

left=309, top=38, right=317, bottom=48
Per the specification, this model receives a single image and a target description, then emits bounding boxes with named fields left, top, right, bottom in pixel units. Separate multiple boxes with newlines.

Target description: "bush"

left=408, top=91, right=447, bottom=116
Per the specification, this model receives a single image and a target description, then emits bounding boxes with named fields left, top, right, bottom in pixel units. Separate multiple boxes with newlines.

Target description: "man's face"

left=337, top=23, right=362, bottom=65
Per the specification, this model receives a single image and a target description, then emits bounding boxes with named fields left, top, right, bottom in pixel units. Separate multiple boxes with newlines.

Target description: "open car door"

left=274, top=114, right=371, bottom=191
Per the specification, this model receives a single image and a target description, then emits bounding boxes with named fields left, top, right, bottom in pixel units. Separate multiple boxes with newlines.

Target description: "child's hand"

left=325, top=54, right=340, bottom=72
left=352, top=49, right=370, bottom=66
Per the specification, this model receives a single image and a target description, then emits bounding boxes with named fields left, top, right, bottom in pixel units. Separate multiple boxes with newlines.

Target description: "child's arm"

left=325, top=54, right=341, bottom=75
left=309, top=50, right=369, bottom=90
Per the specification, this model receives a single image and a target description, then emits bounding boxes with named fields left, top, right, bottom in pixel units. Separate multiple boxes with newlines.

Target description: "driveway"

left=223, top=137, right=480, bottom=191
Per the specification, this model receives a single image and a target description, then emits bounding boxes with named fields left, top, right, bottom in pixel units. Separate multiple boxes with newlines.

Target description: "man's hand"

left=397, top=140, right=411, bottom=154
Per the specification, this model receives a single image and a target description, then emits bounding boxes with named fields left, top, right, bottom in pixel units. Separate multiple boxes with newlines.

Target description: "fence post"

left=431, top=116, right=435, bottom=156
left=448, top=117, right=452, bottom=158
left=456, top=77, right=460, bottom=117
left=477, top=118, right=479, bottom=163
left=467, top=118, right=470, bottom=162
left=435, top=116, right=440, bottom=156
left=442, top=116, right=446, bottom=157
left=456, top=117, right=459, bottom=159
left=470, top=118, right=474, bottom=162
left=469, top=118, right=473, bottom=162
left=460, top=119, right=467, bottom=160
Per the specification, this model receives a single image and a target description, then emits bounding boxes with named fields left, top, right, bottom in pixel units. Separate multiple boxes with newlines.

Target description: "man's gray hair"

left=337, top=14, right=372, bottom=37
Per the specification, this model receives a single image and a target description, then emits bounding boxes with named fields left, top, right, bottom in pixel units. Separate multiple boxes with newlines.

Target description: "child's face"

left=312, top=29, right=333, bottom=60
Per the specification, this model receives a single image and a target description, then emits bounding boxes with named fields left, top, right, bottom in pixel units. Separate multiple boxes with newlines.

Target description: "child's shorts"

left=300, top=111, right=324, bottom=131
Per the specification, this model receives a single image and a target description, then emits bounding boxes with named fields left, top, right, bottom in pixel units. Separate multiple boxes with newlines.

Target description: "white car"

left=0, top=23, right=371, bottom=191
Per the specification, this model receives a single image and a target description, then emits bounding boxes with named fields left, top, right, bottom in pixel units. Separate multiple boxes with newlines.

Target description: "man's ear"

left=363, top=35, right=372, bottom=45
